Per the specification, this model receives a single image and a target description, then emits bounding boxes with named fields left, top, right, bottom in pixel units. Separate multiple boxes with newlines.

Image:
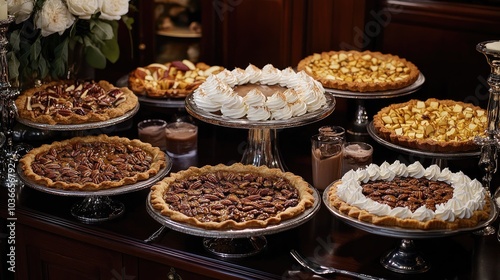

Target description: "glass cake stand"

left=322, top=184, right=498, bottom=274
left=185, top=92, right=336, bottom=170
left=325, top=73, right=425, bottom=136
left=146, top=187, right=321, bottom=258
left=18, top=159, right=171, bottom=223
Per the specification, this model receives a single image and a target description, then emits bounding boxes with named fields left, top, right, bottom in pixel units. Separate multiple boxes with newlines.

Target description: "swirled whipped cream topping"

left=336, top=161, right=486, bottom=222
left=193, top=64, right=327, bottom=120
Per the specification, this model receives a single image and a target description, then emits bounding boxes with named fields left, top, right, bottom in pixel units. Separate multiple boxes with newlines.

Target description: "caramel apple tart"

left=15, top=80, right=138, bottom=125
left=297, top=50, right=420, bottom=92
left=150, top=163, right=315, bottom=230
left=19, top=135, right=166, bottom=191
left=128, top=59, right=224, bottom=98
left=327, top=161, right=491, bottom=230
left=373, top=98, right=486, bottom=152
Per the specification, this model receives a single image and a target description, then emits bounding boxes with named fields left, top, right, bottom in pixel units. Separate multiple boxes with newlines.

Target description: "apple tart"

left=297, top=50, right=420, bottom=92
left=150, top=163, right=315, bottom=230
left=19, top=135, right=166, bottom=191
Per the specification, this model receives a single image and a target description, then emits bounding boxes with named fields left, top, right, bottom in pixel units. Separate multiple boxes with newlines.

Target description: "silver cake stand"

left=147, top=187, right=321, bottom=258
left=185, top=92, right=336, bottom=170
left=323, top=183, right=498, bottom=274
left=325, top=73, right=425, bottom=136
left=18, top=159, right=171, bottom=223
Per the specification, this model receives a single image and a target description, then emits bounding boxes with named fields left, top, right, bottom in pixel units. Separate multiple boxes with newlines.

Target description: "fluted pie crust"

left=373, top=98, right=486, bottom=152
left=150, top=163, right=315, bottom=230
left=327, top=181, right=491, bottom=230
left=297, top=50, right=420, bottom=92
left=20, top=135, right=166, bottom=191
left=15, top=80, right=138, bottom=125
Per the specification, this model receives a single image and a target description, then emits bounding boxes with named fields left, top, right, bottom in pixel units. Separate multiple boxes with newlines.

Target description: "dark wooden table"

left=1, top=110, right=499, bottom=279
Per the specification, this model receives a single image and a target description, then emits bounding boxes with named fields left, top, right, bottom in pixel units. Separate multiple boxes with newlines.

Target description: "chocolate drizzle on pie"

left=361, top=177, right=453, bottom=211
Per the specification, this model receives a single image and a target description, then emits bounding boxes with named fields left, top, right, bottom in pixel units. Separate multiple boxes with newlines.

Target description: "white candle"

left=485, top=41, right=500, bottom=52
left=0, top=0, right=7, bottom=21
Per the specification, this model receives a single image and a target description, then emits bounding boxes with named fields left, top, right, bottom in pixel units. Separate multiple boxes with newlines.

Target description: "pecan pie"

left=150, top=163, right=315, bottom=230
left=15, top=80, right=138, bottom=125
left=128, top=60, right=224, bottom=98
left=373, top=98, right=487, bottom=152
left=297, top=50, right=420, bottom=92
left=327, top=161, right=491, bottom=230
left=19, top=135, right=166, bottom=191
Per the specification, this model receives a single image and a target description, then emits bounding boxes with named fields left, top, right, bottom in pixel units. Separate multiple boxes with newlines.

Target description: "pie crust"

left=15, top=80, right=138, bottom=125
left=327, top=180, right=491, bottom=230
left=19, top=135, right=166, bottom=191
left=373, top=98, right=486, bottom=152
left=128, top=60, right=224, bottom=98
left=297, top=50, right=420, bottom=92
left=150, top=163, right=315, bottom=230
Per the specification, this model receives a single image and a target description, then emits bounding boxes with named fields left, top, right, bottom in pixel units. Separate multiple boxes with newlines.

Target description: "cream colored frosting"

left=337, top=161, right=486, bottom=222
left=193, top=64, right=327, bottom=120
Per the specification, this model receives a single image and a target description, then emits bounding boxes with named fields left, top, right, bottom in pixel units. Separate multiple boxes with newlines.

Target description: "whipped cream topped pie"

left=373, top=98, right=487, bottom=152
left=15, top=80, right=138, bottom=125
left=327, top=161, right=491, bottom=230
left=192, top=64, right=327, bottom=121
left=20, top=135, right=166, bottom=191
left=150, top=163, right=315, bottom=230
left=297, top=50, right=420, bottom=92
left=128, top=60, right=224, bottom=98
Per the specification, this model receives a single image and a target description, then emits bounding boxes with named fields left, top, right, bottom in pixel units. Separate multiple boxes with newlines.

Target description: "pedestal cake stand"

left=322, top=185, right=498, bottom=274
left=185, top=92, right=336, bottom=170
left=147, top=188, right=321, bottom=258
left=325, top=73, right=424, bottom=136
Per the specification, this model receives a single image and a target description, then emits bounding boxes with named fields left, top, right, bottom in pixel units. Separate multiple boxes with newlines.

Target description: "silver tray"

left=185, top=92, right=336, bottom=129
left=322, top=182, right=498, bottom=239
left=146, top=187, right=321, bottom=238
left=367, top=121, right=481, bottom=159
left=324, top=73, right=425, bottom=99
left=17, top=156, right=172, bottom=197
left=16, top=103, right=139, bottom=131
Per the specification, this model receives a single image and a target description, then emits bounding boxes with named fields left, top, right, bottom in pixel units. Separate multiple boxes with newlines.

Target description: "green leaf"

left=85, top=44, right=107, bottom=69
left=122, top=16, right=134, bottom=30
left=38, top=55, right=48, bottom=79
left=8, top=30, right=21, bottom=52
left=30, top=37, right=42, bottom=61
left=101, top=36, right=120, bottom=63
left=91, top=20, right=114, bottom=41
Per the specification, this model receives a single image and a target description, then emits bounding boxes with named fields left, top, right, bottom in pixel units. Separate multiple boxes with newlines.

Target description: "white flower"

left=67, top=0, right=102, bottom=20
left=7, top=0, right=35, bottom=24
left=100, top=0, right=129, bottom=21
left=35, top=0, right=75, bottom=37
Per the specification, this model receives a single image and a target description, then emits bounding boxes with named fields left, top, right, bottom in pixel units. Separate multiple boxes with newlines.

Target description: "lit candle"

left=0, top=0, right=6, bottom=21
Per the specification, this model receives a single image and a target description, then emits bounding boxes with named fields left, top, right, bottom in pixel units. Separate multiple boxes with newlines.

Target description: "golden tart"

left=19, top=135, right=166, bottom=191
left=297, top=50, right=420, bottom=92
left=373, top=98, right=487, bottom=152
left=150, top=163, right=315, bottom=230
left=128, top=60, right=224, bottom=98
left=326, top=161, right=491, bottom=230
left=15, top=80, right=138, bottom=125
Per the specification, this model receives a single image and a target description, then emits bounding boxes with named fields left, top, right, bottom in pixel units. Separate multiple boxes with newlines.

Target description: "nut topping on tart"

left=128, top=60, right=224, bottom=98
left=297, top=50, right=420, bottom=92
left=19, top=135, right=166, bottom=191
left=150, top=163, right=315, bottom=230
left=373, top=98, right=487, bottom=152
left=327, top=161, right=491, bottom=230
left=15, top=80, right=138, bottom=125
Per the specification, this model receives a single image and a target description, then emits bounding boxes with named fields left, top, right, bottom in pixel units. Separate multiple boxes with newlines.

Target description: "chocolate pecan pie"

left=297, top=50, right=420, bottom=92
left=128, top=60, right=223, bottom=98
left=373, top=98, right=487, bottom=152
left=15, top=80, right=138, bottom=125
left=150, top=163, right=315, bottom=230
left=19, top=135, right=166, bottom=191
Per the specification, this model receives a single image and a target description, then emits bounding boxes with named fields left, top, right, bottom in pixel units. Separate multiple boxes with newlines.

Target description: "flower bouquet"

left=7, top=0, right=134, bottom=87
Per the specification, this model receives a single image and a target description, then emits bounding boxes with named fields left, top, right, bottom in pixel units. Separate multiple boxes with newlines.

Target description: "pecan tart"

left=373, top=98, right=487, bottom=152
left=326, top=161, right=491, bottom=230
left=297, top=50, right=420, bottom=92
left=150, top=163, right=315, bottom=230
left=15, top=80, right=138, bottom=125
left=128, top=60, right=224, bottom=98
left=19, top=135, right=166, bottom=191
